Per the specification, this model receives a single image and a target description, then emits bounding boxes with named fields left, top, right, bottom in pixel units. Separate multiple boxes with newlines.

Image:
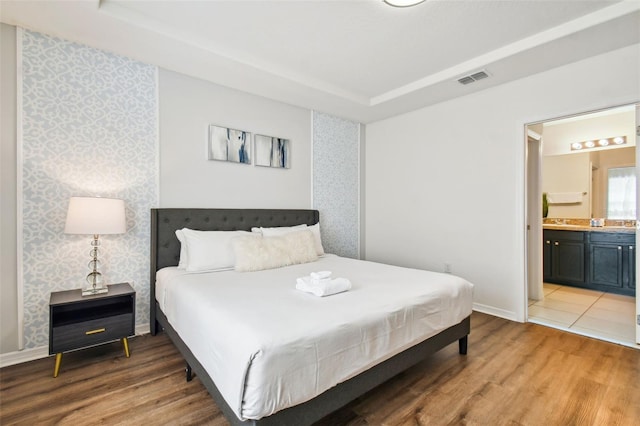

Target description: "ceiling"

left=1, top=0, right=639, bottom=123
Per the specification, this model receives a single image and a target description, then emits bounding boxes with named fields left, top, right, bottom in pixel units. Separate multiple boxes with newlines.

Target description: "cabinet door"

left=552, top=241, right=585, bottom=283
left=543, top=238, right=552, bottom=280
left=590, top=243, right=623, bottom=289
left=627, top=244, right=636, bottom=290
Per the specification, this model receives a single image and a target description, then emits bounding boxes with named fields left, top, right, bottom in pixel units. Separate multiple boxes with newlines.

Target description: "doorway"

left=525, top=103, right=639, bottom=348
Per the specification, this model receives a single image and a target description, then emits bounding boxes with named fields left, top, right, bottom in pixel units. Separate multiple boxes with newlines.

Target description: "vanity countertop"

left=543, top=224, right=636, bottom=233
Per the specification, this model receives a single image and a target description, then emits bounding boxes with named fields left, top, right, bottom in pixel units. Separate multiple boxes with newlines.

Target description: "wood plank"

left=1, top=312, right=638, bottom=425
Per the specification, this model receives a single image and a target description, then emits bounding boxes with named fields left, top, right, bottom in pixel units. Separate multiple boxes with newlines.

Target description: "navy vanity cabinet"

left=543, top=229, right=636, bottom=296
left=589, top=232, right=635, bottom=296
left=629, top=244, right=636, bottom=291
left=543, top=230, right=586, bottom=285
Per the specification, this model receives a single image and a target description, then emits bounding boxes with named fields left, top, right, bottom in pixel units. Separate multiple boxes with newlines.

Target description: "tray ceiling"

left=1, top=0, right=638, bottom=122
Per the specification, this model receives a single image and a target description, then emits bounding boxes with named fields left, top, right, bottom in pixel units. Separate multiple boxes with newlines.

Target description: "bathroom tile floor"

left=528, top=283, right=637, bottom=348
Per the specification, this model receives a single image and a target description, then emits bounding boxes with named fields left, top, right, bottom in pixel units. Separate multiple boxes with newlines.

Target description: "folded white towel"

left=546, top=192, right=583, bottom=204
left=310, top=270, right=332, bottom=280
left=296, top=276, right=351, bottom=297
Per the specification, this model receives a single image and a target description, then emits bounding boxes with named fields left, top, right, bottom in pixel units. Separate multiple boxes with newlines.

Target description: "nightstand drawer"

left=51, top=313, right=133, bottom=353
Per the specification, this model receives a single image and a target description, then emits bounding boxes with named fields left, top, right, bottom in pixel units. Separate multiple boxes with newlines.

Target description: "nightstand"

left=49, top=282, right=136, bottom=377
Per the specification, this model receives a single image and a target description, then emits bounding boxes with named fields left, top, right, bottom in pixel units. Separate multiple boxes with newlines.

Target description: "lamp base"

left=82, top=284, right=109, bottom=296
left=83, top=265, right=108, bottom=296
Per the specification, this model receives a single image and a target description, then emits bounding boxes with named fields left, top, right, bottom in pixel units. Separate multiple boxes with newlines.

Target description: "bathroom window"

left=607, top=166, right=636, bottom=219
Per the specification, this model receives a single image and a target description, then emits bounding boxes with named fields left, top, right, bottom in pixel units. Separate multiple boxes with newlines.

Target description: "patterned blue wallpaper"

left=312, top=111, right=360, bottom=258
left=21, top=30, right=158, bottom=348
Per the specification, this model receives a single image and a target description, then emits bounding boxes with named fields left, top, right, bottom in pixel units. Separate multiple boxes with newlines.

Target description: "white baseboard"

left=135, top=323, right=150, bottom=336
left=0, top=345, right=49, bottom=368
left=473, top=303, right=519, bottom=322
left=0, top=323, right=150, bottom=369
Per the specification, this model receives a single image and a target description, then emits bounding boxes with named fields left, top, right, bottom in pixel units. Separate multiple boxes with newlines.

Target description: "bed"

left=150, top=208, right=472, bottom=426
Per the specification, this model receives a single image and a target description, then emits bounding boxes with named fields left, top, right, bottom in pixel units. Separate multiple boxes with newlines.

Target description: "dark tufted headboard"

left=149, top=208, right=319, bottom=333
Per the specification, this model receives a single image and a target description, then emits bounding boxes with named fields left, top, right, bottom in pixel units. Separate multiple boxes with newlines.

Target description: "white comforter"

left=156, top=255, right=473, bottom=421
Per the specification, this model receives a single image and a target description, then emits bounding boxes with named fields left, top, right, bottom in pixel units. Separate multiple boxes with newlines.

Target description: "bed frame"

left=150, top=208, right=470, bottom=426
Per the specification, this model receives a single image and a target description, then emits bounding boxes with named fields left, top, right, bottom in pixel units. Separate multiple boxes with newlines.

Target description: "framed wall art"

left=208, top=125, right=251, bottom=164
left=255, top=134, right=290, bottom=169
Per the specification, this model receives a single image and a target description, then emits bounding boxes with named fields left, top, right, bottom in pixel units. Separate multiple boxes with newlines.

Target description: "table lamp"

left=64, top=197, right=126, bottom=296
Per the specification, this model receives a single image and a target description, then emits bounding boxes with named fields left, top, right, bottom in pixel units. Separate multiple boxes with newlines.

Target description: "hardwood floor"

left=1, top=312, right=638, bottom=425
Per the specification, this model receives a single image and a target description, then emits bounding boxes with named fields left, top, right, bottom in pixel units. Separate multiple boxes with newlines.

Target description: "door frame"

left=635, top=104, right=639, bottom=343
left=524, top=102, right=639, bottom=346
left=526, top=130, right=543, bottom=302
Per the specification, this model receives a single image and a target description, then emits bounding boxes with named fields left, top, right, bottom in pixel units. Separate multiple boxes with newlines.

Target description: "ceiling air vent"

left=457, top=76, right=475, bottom=85
left=457, top=70, right=490, bottom=85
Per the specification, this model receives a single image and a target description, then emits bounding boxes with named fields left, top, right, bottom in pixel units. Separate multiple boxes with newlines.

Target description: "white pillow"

left=180, top=228, right=252, bottom=272
left=233, top=230, right=318, bottom=272
left=252, top=223, right=324, bottom=256
left=307, top=223, right=325, bottom=256
left=251, top=224, right=307, bottom=235
left=175, top=229, right=187, bottom=269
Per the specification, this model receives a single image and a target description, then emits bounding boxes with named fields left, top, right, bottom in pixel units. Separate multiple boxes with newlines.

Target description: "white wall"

left=159, top=69, right=311, bottom=208
left=365, top=44, right=639, bottom=322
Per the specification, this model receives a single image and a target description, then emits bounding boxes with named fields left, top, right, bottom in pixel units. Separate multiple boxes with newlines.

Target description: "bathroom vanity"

left=543, top=226, right=635, bottom=296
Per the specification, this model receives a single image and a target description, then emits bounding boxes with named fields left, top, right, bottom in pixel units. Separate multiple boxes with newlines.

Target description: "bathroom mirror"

left=539, top=105, right=636, bottom=220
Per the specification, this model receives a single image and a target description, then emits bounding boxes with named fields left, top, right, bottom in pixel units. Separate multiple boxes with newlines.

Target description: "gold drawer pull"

left=85, top=328, right=106, bottom=335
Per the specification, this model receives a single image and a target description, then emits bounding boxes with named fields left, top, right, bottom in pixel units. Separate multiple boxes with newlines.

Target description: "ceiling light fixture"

left=383, top=0, right=427, bottom=7
left=570, top=136, right=627, bottom=151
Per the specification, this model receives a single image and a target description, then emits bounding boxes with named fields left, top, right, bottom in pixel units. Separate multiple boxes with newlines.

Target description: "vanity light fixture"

left=570, top=136, right=626, bottom=151
left=383, top=0, right=427, bottom=7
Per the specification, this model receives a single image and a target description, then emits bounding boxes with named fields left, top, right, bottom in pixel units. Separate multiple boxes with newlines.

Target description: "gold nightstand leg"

left=53, top=353, right=63, bottom=378
left=122, top=337, right=130, bottom=358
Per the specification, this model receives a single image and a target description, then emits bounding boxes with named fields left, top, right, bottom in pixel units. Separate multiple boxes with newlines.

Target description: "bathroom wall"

left=542, top=109, right=635, bottom=156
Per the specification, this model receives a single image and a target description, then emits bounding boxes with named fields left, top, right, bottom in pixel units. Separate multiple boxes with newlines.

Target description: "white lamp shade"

left=64, top=197, right=126, bottom=235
